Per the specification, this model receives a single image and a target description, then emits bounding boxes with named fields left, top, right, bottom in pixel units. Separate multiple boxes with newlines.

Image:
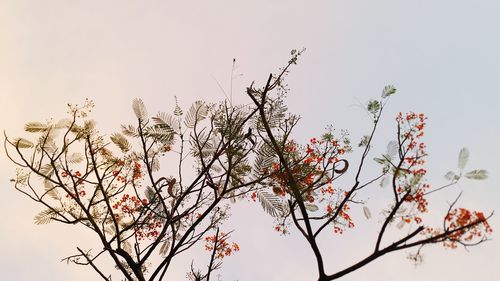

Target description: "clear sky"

left=1, top=1, right=499, bottom=280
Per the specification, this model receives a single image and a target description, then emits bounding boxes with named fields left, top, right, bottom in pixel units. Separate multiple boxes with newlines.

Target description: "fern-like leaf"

left=153, top=112, right=181, bottom=133
left=14, top=138, right=34, bottom=148
left=144, top=124, right=175, bottom=144
left=121, top=124, right=140, bottom=137
left=83, top=120, right=96, bottom=132
left=266, top=102, right=287, bottom=129
left=110, top=133, right=131, bottom=153
left=66, top=152, right=84, bottom=164
left=40, top=164, right=55, bottom=178
left=465, top=169, right=488, bottom=180
left=34, top=209, right=58, bottom=225
left=43, top=138, right=57, bottom=154
left=184, top=101, right=208, bottom=128
left=25, top=122, right=49, bottom=133
left=122, top=241, right=133, bottom=255
left=257, top=191, right=287, bottom=217
left=132, top=98, right=148, bottom=120
left=173, top=97, right=183, bottom=116
left=159, top=239, right=170, bottom=257
left=55, top=118, right=73, bottom=129
left=44, top=179, right=60, bottom=200
left=151, top=157, right=161, bottom=172
left=253, top=143, right=276, bottom=175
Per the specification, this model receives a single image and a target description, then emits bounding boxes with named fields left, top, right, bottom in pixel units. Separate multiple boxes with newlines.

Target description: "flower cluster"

left=269, top=134, right=350, bottom=201
left=442, top=208, right=493, bottom=248
left=204, top=232, right=240, bottom=259
left=111, top=194, right=164, bottom=240
left=132, top=162, right=142, bottom=181
left=396, top=112, right=427, bottom=152
left=112, top=193, right=148, bottom=214
left=112, top=161, right=143, bottom=183
left=65, top=189, right=86, bottom=199
left=59, top=170, right=88, bottom=200
left=333, top=203, right=355, bottom=234
left=393, top=112, right=431, bottom=226
left=135, top=214, right=163, bottom=241
left=260, top=132, right=354, bottom=235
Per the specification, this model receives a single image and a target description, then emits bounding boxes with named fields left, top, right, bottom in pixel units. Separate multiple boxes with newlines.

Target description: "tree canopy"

left=5, top=52, right=493, bottom=281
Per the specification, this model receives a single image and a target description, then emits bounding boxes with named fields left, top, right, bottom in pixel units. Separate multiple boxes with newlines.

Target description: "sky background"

left=1, top=1, right=499, bottom=280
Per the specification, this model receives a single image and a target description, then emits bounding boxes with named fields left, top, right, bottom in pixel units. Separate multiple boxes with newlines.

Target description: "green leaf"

left=381, top=85, right=396, bottom=98
left=358, top=135, right=370, bottom=147
left=367, top=100, right=380, bottom=115
left=464, top=169, right=488, bottom=180
left=145, top=186, right=156, bottom=202
left=458, top=147, right=469, bottom=170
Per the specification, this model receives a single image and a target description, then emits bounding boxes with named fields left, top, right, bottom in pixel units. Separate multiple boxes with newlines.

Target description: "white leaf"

left=464, top=169, right=488, bottom=180
left=305, top=203, right=319, bottom=212
left=160, top=239, right=170, bottom=257
left=184, top=101, right=208, bottom=128
left=24, top=122, right=49, bottom=133
left=396, top=207, right=407, bottom=214
left=132, top=98, right=147, bottom=120
left=444, top=171, right=457, bottom=181
left=386, top=141, right=398, bottom=157
left=374, top=157, right=386, bottom=165
left=396, top=220, right=405, bottom=229
left=123, top=241, right=133, bottom=255
left=380, top=176, right=389, bottom=188
left=44, top=179, right=60, bottom=200
left=110, top=133, right=130, bottom=153
left=67, top=152, right=84, bottom=164
left=173, top=96, right=183, bottom=116
left=363, top=206, right=372, bottom=219
left=458, top=148, right=469, bottom=170
left=55, top=118, right=73, bottom=129
left=14, top=138, right=34, bottom=148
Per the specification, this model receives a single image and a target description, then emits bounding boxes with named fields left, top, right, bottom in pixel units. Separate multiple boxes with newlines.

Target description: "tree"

left=5, top=51, right=493, bottom=281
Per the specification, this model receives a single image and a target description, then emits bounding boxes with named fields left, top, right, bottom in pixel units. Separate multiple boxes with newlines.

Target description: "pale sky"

left=1, top=1, right=499, bottom=281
